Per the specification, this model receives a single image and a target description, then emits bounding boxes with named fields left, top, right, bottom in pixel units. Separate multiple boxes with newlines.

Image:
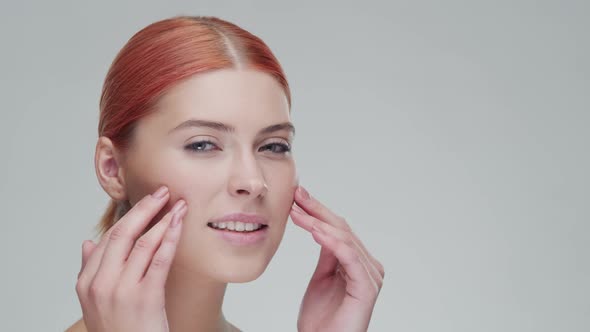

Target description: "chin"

left=211, top=256, right=273, bottom=283
left=201, top=226, right=287, bottom=283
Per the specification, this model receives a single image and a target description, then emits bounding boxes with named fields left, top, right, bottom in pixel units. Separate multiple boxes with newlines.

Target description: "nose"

left=228, top=153, right=268, bottom=199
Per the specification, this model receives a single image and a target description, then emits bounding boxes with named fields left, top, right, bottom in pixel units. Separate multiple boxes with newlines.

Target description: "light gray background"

left=1, top=0, right=588, bottom=331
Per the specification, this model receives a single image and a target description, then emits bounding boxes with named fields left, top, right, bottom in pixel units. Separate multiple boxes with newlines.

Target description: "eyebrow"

left=168, top=119, right=295, bottom=136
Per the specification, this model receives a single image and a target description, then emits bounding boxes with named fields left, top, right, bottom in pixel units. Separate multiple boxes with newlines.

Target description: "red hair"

left=95, top=15, right=291, bottom=236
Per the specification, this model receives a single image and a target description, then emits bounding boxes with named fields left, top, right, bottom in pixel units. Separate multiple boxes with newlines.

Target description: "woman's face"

left=119, top=68, right=297, bottom=282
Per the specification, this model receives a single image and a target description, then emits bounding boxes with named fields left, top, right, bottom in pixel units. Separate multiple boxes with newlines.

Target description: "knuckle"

left=151, top=256, right=170, bottom=269
left=334, top=240, right=348, bottom=253
left=349, top=254, right=362, bottom=267
left=338, top=242, right=357, bottom=261
left=343, top=234, right=355, bottom=247
left=109, top=225, right=126, bottom=241
left=88, top=279, right=111, bottom=301
left=134, top=236, right=155, bottom=251
left=163, top=229, right=180, bottom=243
left=88, top=283, right=103, bottom=300
left=75, top=280, right=87, bottom=296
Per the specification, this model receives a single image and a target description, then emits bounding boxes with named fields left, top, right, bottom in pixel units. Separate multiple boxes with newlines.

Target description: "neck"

left=164, top=263, right=233, bottom=332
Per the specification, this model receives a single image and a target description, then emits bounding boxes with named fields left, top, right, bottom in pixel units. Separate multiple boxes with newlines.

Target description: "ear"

left=94, top=136, right=128, bottom=201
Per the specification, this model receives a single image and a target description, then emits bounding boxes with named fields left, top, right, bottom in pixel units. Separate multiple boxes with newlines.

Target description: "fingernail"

left=152, top=185, right=169, bottom=198
left=298, top=186, right=310, bottom=200
left=171, top=200, right=186, bottom=214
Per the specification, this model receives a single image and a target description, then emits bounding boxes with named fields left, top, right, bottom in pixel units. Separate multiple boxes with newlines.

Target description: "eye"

left=184, top=140, right=219, bottom=152
left=259, top=142, right=291, bottom=154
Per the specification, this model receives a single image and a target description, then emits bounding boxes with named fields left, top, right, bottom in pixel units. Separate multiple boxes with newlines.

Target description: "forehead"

left=143, top=68, right=290, bottom=133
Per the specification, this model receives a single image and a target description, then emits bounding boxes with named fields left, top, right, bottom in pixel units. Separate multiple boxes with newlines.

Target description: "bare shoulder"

left=64, top=318, right=86, bottom=332
left=230, top=324, right=242, bottom=332
left=64, top=317, right=240, bottom=332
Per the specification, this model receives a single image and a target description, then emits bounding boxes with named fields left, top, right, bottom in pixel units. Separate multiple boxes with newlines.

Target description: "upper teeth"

left=210, top=221, right=264, bottom=232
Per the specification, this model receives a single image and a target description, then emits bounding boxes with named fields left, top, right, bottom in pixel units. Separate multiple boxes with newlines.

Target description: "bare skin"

left=65, top=318, right=241, bottom=332
left=71, top=69, right=295, bottom=331
left=68, top=68, right=384, bottom=331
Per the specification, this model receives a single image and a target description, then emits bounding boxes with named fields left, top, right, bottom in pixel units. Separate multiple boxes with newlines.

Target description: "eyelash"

left=184, top=140, right=291, bottom=154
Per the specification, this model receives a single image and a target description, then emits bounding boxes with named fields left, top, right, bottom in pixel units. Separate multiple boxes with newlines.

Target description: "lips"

left=207, top=213, right=270, bottom=246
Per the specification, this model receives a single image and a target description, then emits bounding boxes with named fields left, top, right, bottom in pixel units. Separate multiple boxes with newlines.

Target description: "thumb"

left=311, top=246, right=339, bottom=281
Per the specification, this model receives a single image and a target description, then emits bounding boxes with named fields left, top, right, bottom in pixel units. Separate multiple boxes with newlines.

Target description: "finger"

left=322, top=221, right=385, bottom=287
left=312, top=246, right=339, bottom=280
left=345, top=230, right=384, bottom=279
left=122, top=203, right=187, bottom=283
left=143, top=206, right=187, bottom=288
left=293, top=206, right=382, bottom=285
left=77, top=224, right=118, bottom=286
left=309, top=225, right=379, bottom=299
left=291, top=205, right=339, bottom=278
left=291, top=205, right=383, bottom=286
left=78, top=186, right=171, bottom=286
left=294, top=186, right=350, bottom=231
left=292, top=199, right=384, bottom=279
left=289, top=205, right=314, bottom=231
left=311, top=218, right=383, bottom=286
left=78, top=240, right=96, bottom=279
left=95, top=188, right=179, bottom=281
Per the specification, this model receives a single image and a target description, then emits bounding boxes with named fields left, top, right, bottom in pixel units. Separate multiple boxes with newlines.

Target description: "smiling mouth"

left=207, top=221, right=269, bottom=233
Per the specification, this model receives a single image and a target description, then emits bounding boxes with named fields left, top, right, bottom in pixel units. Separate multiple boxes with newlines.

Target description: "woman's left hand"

left=290, top=186, right=385, bottom=332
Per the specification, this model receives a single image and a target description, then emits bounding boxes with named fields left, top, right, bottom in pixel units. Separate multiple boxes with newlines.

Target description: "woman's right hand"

left=75, top=186, right=187, bottom=332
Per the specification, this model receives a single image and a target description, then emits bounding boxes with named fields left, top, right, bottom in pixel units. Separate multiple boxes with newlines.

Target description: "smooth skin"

left=68, top=185, right=384, bottom=332
left=290, top=186, right=385, bottom=332
left=66, top=68, right=384, bottom=331
left=76, top=187, right=185, bottom=332
left=68, top=186, right=239, bottom=332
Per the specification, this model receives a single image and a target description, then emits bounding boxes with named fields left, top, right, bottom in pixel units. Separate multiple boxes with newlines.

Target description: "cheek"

left=163, top=162, right=225, bottom=212
left=126, top=157, right=223, bottom=218
left=264, top=163, right=296, bottom=252
left=265, top=162, right=297, bottom=216
left=123, top=148, right=178, bottom=203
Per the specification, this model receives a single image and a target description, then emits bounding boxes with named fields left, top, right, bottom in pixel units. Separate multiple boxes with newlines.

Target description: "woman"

left=67, top=15, right=384, bottom=332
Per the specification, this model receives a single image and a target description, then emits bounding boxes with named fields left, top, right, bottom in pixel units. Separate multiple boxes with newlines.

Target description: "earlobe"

left=94, top=136, right=127, bottom=201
